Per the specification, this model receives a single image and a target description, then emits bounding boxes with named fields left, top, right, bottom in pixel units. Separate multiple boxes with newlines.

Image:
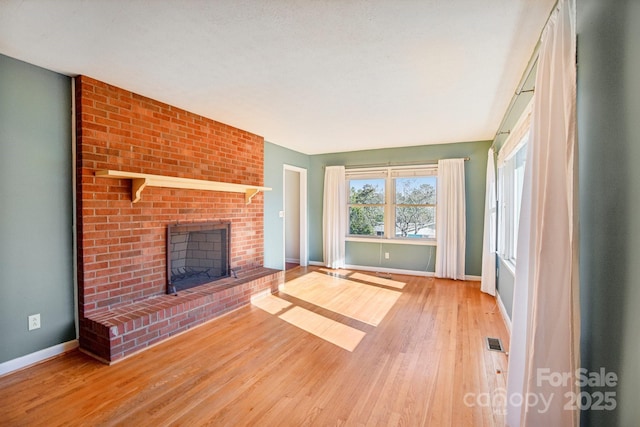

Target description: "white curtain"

left=506, top=0, right=579, bottom=426
left=481, top=148, right=497, bottom=295
left=435, top=158, right=466, bottom=280
left=322, top=166, right=346, bottom=269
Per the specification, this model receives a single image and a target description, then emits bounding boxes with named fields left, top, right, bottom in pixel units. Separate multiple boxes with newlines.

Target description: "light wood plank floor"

left=0, top=266, right=510, bottom=426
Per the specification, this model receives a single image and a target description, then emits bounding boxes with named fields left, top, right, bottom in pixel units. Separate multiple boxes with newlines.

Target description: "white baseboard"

left=0, top=340, right=79, bottom=377
left=496, top=292, right=512, bottom=332
left=285, top=258, right=300, bottom=264
left=465, top=275, right=481, bottom=281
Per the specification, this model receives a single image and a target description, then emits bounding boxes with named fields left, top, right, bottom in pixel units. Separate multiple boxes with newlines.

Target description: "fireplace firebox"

left=167, top=221, right=231, bottom=294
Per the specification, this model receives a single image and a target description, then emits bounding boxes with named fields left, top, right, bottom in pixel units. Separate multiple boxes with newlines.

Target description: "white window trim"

left=346, top=164, right=438, bottom=246
left=346, top=236, right=437, bottom=246
left=497, top=99, right=533, bottom=165
left=497, top=99, right=533, bottom=262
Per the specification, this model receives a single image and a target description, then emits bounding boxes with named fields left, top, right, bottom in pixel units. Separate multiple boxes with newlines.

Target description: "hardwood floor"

left=0, top=266, right=509, bottom=426
left=285, top=262, right=299, bottom=270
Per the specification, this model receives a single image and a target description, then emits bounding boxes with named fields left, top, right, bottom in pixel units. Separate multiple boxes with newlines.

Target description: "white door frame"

left=283, top=164, right=308, bottom=267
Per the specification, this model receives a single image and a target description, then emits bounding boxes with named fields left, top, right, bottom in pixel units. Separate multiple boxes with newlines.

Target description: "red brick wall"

left=76, top=76, right=265, bottom=317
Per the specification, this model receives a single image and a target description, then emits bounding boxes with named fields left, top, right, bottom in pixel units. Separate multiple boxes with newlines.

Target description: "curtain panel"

left=481, top=147, right=497, bottom=295
left=322, top=166, right=346, bottom=269
left=435, top=158, right=466, bottom=280
left=506, top=0, right=579, bottom=425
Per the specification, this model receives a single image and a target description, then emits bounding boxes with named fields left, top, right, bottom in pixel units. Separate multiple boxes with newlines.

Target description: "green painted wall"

left=265, top=140, right=490, bottom=275
left=497, top=258, right=514, bottom=318
left=308, top=140, right=491, bottom=276
left=0, top=55, right=75, bottom=363
left=263, top=141, right=309, bottom=270
left=346, top=241, right=437, bottom=273
left=577, top=0, right=640, bottom=425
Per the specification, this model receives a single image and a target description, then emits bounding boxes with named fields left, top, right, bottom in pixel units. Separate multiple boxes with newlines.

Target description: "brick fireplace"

left=75, top=76, right=281, bottom=362
left=167, top=221, right=231, bottom=293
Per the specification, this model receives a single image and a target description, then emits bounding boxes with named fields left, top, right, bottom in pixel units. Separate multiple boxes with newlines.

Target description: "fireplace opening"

left=167, top=221, right=231, bottom=293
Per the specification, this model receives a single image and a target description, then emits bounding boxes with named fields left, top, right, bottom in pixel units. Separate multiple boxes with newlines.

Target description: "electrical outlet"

left=28, top=314, right=41, bottom=331
left=384, top=252, right=390, bottom=259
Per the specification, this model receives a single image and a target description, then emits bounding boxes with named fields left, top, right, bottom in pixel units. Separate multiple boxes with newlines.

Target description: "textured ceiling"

left=0, top=0, right=555, bottom=154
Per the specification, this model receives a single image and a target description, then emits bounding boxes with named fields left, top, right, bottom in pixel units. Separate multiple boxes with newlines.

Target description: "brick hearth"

left=75, top=76, right=279, bottom=362
left=83, top=267, right=282, bottom=362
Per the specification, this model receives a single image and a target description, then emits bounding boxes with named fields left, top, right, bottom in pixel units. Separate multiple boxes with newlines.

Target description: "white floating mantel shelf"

left=95, top=170, right=271, bottom=204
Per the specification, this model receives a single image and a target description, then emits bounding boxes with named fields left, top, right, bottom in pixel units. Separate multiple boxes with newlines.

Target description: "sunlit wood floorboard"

left=0, top=266, right=509, bottom=426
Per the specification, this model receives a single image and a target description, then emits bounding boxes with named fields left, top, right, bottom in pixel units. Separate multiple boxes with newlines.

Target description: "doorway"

left=283, top=165, right=307, bottom=269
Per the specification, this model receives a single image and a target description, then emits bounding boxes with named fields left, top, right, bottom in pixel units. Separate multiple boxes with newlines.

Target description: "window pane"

left=349, top=178, right=385, bottom=203
left=395, top=206, right=436, bottom=238
left=349, top=206, right=384, bottom=236
left=394, top=177, right=436, bottom=239
left=395, top=177, right=436, bottom=204
left=348, top=178, right=385, bottom=236
left=513, top=144, right=527, bottom=258
left=346, top=171, right=438, bottom=240
left=498, top=141, right=528, bottom=261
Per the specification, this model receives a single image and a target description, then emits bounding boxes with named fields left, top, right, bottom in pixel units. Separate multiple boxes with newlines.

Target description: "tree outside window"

left=347, top=169, right=437, bottom=241
left=394, top=177, right=436, bottom=239
left=348, top=179, right=384, bottom=237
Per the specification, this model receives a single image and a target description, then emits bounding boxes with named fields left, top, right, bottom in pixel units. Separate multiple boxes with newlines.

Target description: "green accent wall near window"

left=0, top=54, right=75, bottom=363
left=265, top=139, right=491, bottom=276
left=311, top=141, right=490, bottom=276
left=263, top=141, right=310, bottom=270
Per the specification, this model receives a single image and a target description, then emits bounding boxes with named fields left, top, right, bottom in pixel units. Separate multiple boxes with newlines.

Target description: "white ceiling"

left=0, top=0, right=554, bottom=155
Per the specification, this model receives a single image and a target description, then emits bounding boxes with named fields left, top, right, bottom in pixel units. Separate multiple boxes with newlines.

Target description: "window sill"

left=346, top=236, right=437, bottom=246
left=499, top=256, right=517, bottom=276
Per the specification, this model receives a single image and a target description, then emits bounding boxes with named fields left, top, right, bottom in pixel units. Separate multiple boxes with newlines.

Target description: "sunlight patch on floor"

left=252, top=294, right=366, bottom=351
left=251, top=294, right=292, bottom=315
left=252, top=269, right=405, bottom=351
left=279, top=306, right=366, bottom=352
left=349, top=272, right=406, bottom=289
left=280, top=271, right=401, bottom=326
left=318, top=268, right=355, bottom=276
left=316, top=268, right=406, bottom=289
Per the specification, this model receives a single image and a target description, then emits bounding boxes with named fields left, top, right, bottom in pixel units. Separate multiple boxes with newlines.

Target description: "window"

left=348, top=177, right=385, bottom=237
left=497, top=99, right=532, bottom=264
left=347, top=166, right=437, bottom=242
left=394, top=176, right=436, bottom=238
left=498, top=139, right=528, bottom=261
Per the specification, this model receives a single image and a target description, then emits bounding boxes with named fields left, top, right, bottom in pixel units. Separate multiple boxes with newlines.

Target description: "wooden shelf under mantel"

left=95, top=170, right=271, bottom=204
